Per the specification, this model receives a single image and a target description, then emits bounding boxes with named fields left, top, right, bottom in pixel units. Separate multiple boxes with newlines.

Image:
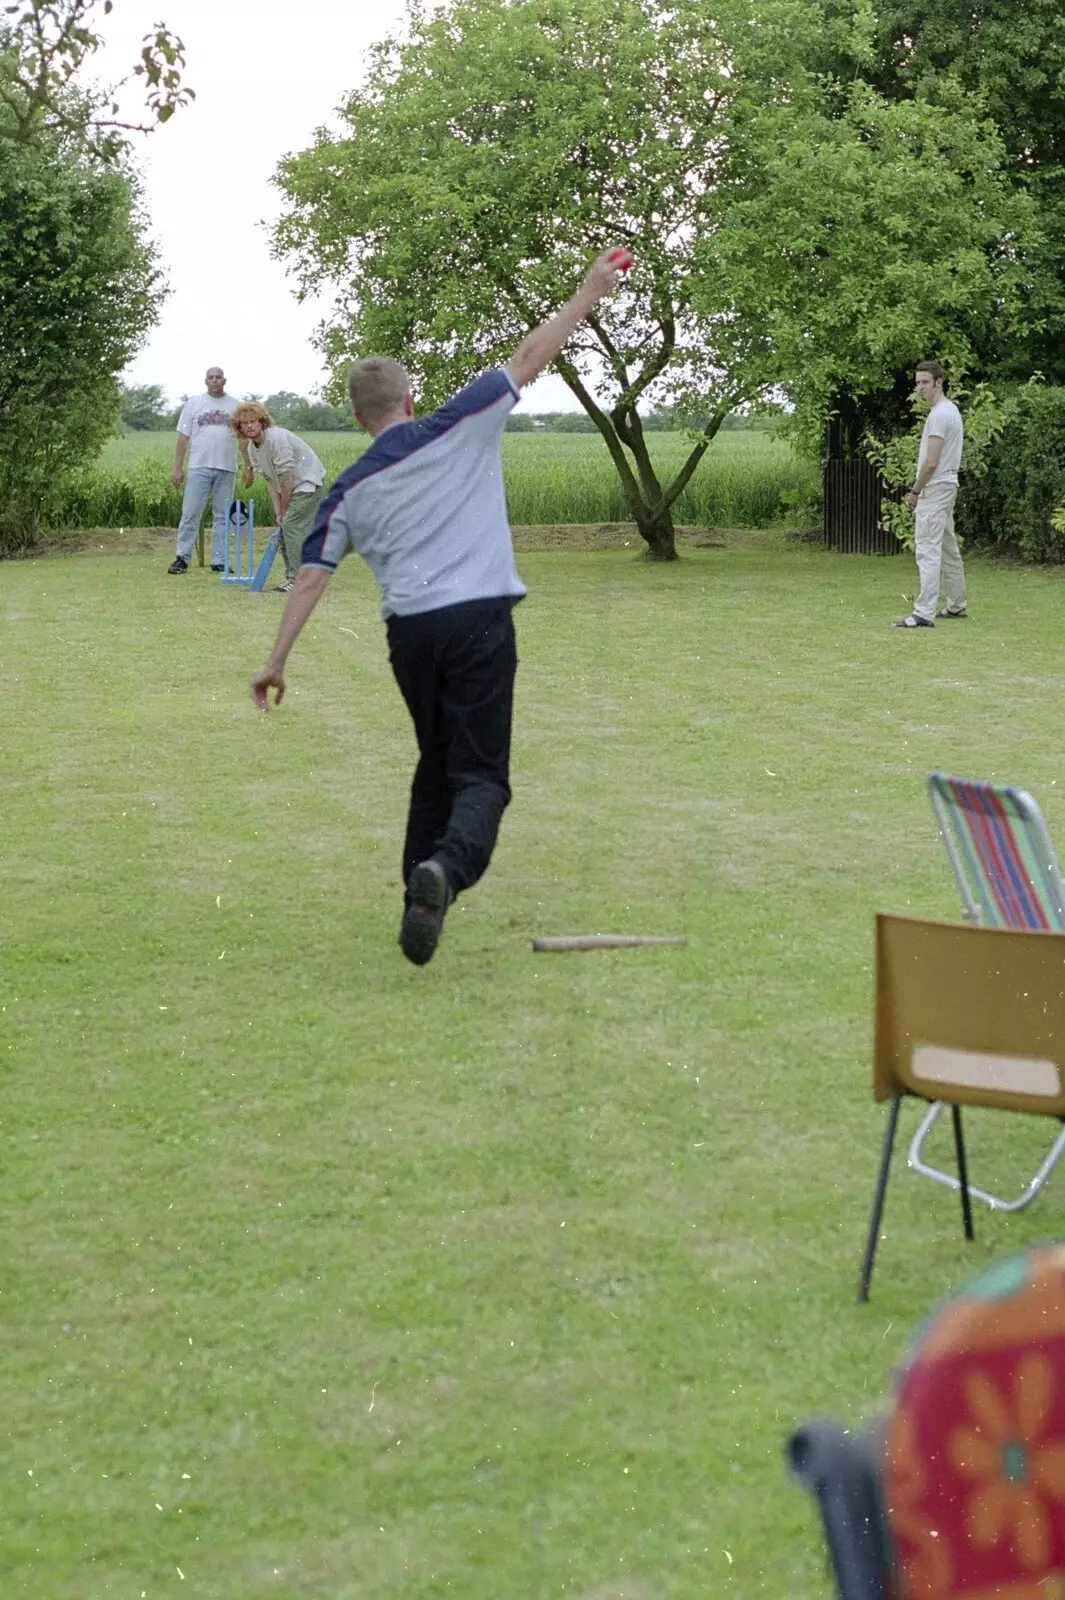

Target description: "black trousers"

left=386, top=597, right=518, bottom=897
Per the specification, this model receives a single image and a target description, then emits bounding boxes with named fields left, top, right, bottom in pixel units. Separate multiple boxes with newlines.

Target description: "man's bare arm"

left=171, top=433, right=189, bottom=487
left=276, top=472, right=294, bottom=520
left=251, top=566, right=331, bottom=710
left=506, top=248, right=631, bottom=390
left=907, top=436, right=944, bottom=504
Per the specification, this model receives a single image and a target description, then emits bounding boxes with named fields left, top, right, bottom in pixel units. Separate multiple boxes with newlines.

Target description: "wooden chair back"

left=874, top=913, right=1065, bottom=1117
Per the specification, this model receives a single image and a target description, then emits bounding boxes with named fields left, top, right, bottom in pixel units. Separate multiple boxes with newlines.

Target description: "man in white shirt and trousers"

left=168, top=366, right=244, bottom=575
left=894, top=360, right=967, bottom=628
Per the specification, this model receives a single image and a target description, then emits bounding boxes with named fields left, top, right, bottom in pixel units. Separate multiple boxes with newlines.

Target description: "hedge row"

left=957, top=386, right=1065, bottom=562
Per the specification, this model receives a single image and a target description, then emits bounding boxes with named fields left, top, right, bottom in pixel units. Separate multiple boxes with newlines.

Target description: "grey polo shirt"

left=302, top=369, right=527, bottom=618
left=248, top=426, right=325, bottom=496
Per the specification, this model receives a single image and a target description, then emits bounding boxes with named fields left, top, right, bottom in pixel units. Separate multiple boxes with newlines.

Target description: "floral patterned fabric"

left=884, top=1246, right=1065, bottom=1600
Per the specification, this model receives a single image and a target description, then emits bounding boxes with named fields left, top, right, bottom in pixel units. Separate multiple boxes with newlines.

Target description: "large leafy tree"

left=0, top=2, right=186, bottom=554
left=275, top=0, right=1033, bottom=558
left=869, top=0, right=1065, bottom=385
left=0, top=129, right=163, bottom=550
left=275, top=0, right=739, bottom=560
left=120, top=381, right=170, bottom=429
left=1, top=0, right=192, bottom=157
left=701, top=75, right=1035, bottom=452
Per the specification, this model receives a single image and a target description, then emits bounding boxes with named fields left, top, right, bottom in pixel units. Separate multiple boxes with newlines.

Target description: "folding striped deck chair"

left=910, top=771, right=1065, bottom=1211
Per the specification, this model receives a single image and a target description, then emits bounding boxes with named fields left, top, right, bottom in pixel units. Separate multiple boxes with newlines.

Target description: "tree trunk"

left=555, top=359, right=727, bottom=563
left=612, top=402, right=677, bottom=559
left=634, top=508, right=677, bottom=560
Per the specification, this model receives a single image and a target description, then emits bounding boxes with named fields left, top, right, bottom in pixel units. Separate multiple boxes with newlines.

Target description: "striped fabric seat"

left=928, top=774, right=1065, bottom=932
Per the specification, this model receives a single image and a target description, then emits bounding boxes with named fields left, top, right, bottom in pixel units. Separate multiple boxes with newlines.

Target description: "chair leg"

left=858, top=1097, right=902, bottom=1304
left=951, top=1105, right=975, bottom=1241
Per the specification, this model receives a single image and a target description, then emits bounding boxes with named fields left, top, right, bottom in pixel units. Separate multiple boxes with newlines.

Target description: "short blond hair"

left=230, top=402, right=273, bottom=434
left=347, top=358, right=410, bottom=425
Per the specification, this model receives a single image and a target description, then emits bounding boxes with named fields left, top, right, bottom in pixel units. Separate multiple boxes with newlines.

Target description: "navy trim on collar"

left=301, top=369, right=518, bottom=570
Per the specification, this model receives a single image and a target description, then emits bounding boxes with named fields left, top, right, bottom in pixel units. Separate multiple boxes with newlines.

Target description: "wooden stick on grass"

left=531, top=934, right=688, bottom=953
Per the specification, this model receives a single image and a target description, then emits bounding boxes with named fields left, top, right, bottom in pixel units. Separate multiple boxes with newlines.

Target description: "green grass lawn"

left=4, top=532, right=1065, bottom=1598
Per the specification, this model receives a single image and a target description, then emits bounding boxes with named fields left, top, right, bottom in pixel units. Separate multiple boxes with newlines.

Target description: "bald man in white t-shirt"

left=167, top=366, right=250, bottom=574
left=894, top=361, right=967, bottom=629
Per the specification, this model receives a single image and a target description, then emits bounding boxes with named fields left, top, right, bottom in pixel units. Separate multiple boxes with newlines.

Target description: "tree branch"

left=612, top=406, right=664, bottom=508
left=649, top=404, right=734, bottom=520
left=585, top=312, right=631, bottom=391
left=591, top=303, right=678, bottom=416
left=553, top=356, right=650, bottom=524
left=0, top=2, right=193, bottom=151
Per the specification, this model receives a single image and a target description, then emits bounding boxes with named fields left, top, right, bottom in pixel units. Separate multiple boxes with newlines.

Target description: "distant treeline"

left=503, top=407, right=784, bottom=433
left=119, top=385, right=357, bottom=433
left=120, top=384, right=785, bottom=437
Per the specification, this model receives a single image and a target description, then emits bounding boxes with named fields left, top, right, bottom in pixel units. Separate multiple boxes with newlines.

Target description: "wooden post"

left=532, top=934, right=687, bottom=953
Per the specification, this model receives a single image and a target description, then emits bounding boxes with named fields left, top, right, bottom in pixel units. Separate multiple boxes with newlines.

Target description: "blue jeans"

left=175, top=467, right=236, bottom=564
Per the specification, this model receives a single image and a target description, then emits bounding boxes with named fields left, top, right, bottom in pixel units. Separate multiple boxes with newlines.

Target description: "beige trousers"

left=280, top=487, right=324, bottom=578
left=914, top=481, right=965, bottom=622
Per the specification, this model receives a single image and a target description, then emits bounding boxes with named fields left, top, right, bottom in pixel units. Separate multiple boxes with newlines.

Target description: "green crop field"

left=5, top=530, right=1064, bottom=1598
left=56, top=429, right=818, bottom=533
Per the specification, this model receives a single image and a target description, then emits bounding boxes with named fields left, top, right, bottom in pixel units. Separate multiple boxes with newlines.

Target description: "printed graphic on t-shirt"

left=179, top=392, right=239, bottom=472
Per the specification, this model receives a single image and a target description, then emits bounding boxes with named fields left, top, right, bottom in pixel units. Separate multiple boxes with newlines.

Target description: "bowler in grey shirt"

left=251, top=246, right=632, bottom=965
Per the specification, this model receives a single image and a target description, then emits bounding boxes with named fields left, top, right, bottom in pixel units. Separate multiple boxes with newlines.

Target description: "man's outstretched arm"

left=506, top=247, right=631, bottom=391
left=251, top=565, right=331, bottom=710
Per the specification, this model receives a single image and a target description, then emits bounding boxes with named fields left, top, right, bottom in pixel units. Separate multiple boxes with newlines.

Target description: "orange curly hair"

left=230, top=402, right=274, bottom=434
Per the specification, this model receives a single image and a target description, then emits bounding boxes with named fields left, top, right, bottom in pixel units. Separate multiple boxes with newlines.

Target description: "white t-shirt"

left=248, top=427, right=325, bottom=496
left=177, top=393, right=240, bottom=472
left=918, top=397, right=963, bottom=487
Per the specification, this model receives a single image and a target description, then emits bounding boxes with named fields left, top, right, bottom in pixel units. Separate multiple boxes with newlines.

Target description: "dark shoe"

left=893, top=613, right=934, bottom=628
left=167, top=555, right=189, bottom=574
left=399, top=859, right=451, bottom=966
left=211, top=563, right=225, bottom=573
left=936, top=608, right=968, bottom=619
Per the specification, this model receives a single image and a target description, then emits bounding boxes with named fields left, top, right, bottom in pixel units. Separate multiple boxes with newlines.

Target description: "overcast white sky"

left=95, top=0, right=576, bottom=410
